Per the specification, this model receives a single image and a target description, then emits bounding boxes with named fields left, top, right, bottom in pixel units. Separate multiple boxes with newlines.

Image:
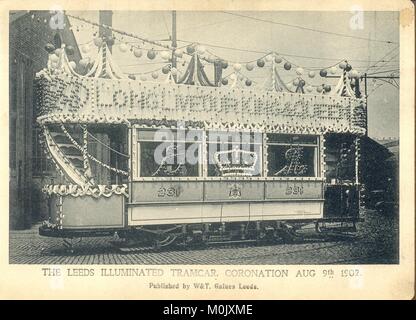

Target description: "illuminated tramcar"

left=36, top=42, right=367, bottom=247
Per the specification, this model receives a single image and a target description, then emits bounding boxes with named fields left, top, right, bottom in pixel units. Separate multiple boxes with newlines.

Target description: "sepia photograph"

left=1, top=0, right=414, bottom=300
left=8, top=9, right=401, bottom=264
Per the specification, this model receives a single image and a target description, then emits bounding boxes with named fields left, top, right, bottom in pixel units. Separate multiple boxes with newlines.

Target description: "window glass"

left=138, top=130, right=201, bottom=177
left=267, top=145, right=316, bottom=177
left=207, top=131, right=262, bottom=177
left=267, top=134, right=318, bottom=177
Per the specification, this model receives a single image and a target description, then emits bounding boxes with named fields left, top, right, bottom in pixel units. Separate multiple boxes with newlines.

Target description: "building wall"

left=9, top=11, right=81, bottom=229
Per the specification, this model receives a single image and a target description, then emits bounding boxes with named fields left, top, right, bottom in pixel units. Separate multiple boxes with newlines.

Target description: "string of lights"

left=65, top=12, right=398, bottom=72
left=25, top=10, right=399, bottom=92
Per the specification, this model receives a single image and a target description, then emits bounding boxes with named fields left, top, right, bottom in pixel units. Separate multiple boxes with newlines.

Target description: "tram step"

left=65, top=155, right=84, bottom=161
left=57, top=143, right=79, bottom=149
left=318, top=222, right=356, bottom=233
left=207, top=239, right=258, bottom=246
left=117, top=246, right=153, bottom=253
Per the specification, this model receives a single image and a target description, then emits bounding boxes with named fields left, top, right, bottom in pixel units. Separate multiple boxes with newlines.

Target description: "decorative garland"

left=42, top=184, right=129, bottom=198
left=41, top=22, right=363, bottom=94
left=42, top=125, right=92, bottom=186
left=63, top=12, right=362, bottom=76
left=37, top=113, right=366, bottom=136
left=60, top=124, right=129, bottom=176
left=82, top=125, right=95, bottom=184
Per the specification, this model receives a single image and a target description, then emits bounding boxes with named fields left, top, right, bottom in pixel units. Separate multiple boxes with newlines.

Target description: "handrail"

left=79, top=124, right=130, bottom=158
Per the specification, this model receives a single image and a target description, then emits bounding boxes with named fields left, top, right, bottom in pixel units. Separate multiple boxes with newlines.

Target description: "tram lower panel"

left=44, top=181, right=359, bottom=231
left=127, top=201, right=324, bottom=226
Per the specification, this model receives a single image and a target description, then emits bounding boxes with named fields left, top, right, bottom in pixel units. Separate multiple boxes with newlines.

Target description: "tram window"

left=267, top=134, right=318, bottom=177
left=207, top=131, right=262, bottom=177
left=137, top=129, right=202, bottom=177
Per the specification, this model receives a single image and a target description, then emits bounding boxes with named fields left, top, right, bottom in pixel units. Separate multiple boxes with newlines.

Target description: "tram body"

left=36, top=43, right=366, bottom=243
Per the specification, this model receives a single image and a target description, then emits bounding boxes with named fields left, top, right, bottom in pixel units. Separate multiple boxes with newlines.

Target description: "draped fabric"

left=197, top=55, right=215, bottom=86
left=263, top=63, right=291, bottom=92
left=295, top=82, right=305, bottom=94
left=176, top=54, right=216, bottom=86
left=273, top=67, right=292, bottom=92
left=214, top=60, right=223, bottom=86
left=44, top=43, right=128, bottom=80
left=176, top=55, right=195, bottom=84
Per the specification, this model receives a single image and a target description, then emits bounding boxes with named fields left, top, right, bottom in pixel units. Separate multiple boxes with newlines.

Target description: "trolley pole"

left=171, top=10, right=177, bottom=83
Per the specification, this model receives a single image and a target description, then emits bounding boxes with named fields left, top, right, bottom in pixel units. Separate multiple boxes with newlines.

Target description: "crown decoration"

left=214, top=147, right=258, bottom=177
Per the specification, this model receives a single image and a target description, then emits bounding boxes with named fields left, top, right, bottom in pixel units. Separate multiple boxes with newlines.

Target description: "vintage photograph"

left=9, top=9, right=400, bottom=266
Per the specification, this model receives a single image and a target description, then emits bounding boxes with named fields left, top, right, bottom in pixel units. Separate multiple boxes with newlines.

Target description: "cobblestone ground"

left=9, top=209, right=399, bottom=264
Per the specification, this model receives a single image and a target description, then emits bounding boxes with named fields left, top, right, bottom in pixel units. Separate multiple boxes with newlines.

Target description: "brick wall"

left=9, top=11, right=81, bottom=229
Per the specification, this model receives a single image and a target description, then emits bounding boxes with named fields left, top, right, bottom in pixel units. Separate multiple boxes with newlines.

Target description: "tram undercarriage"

left=40, top=216, right=361, bottom=252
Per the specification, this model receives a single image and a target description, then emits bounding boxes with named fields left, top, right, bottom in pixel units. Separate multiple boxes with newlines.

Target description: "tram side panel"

left=127, top=180, right=324, bottom=226
left=47, top=194, right=125, bottom=229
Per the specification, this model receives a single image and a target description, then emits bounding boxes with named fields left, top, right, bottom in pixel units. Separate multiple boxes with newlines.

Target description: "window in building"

left=267, top=134, right=319, bottom=177
left=207, top=131, right=262, bottom=177
left=137, top=129, right=202, bottom=177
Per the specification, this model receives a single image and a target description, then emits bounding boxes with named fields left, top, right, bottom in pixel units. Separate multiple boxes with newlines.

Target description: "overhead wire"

left=364, top=45, right=399, bottom=72
left=366, top=68, right=399, bottom=76
left=375, top=77, right=399, bottom=89
left=369, top=52, right=400, bottom=74
left=66, top=11, right=399, bottom=72
left=221, top=11, right=398, bottom=44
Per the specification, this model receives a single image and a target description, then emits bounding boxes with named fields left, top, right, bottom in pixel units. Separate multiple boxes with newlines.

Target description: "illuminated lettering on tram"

left=58, top=79, right=89, bottom=111
left=275, top=146, right=308, bottom=176
left=46, top=76, right=361, bottom=128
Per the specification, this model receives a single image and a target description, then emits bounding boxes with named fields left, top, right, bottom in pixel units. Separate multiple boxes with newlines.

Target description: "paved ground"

left=9, top=209, right=398, bottom=264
